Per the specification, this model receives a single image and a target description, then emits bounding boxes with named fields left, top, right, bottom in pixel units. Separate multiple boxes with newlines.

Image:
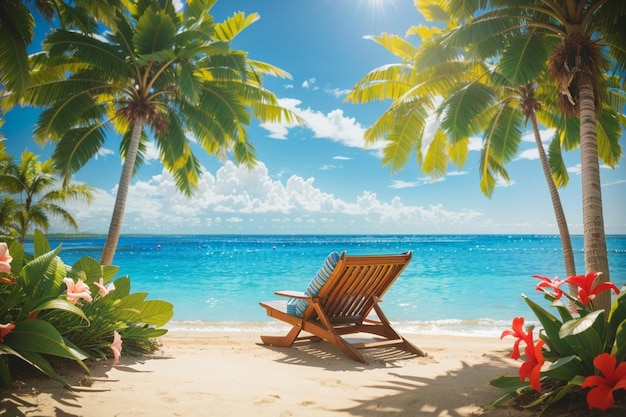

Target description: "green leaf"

left=136, top=300, right=174, bottom=327
left=524, top=296, right=574, bottom=357
left=489, top=375, right=528, bottom=393
left=71, top=256, right=104, bottom=283
left=4, top=319, right=80, bottom=360
left=611, top=320, right=626, bottom=362
left=0, top=344, right=67, bottom=386
left=33, top=229, right=51, bottom=258
left=31, top=298, right=89, bottom=323
left=559, top=310, right=603, bottom=338
left=20, top=247, right=61, bottom=294
left=543, top=355, right=587, bottom=381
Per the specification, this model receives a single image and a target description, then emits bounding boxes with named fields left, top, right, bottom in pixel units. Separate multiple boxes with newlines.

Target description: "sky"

left=2, top=0, right=625, bottom=236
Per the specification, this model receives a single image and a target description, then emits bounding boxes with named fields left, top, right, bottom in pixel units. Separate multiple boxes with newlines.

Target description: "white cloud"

left=302, top=78, right=316, bottom=89
left=51, top=161, right=485, bottom=234
left=259, top=98, right=372, bottom=149
left=324, top=87, right=351, bottom=98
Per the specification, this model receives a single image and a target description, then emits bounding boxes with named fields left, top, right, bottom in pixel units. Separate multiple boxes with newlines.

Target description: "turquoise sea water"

left=37, top=234, right=626, bottom=337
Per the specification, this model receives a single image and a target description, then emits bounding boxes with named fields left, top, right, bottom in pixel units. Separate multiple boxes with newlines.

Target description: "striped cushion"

left=288, top=251, right=341, bottom=317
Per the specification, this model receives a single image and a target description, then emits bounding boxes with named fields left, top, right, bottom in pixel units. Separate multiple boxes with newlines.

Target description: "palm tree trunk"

left=100, top=120, right=144, bottom=265
left=529, top=113, right=577, bottom=294
left=578, top=82, right=611, bottom=313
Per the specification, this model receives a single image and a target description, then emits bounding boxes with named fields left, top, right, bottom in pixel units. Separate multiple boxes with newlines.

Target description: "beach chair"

left=259, top=251, right=425, bottom=363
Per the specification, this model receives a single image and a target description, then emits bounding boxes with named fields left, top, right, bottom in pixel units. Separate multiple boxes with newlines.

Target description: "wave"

left=166, top=318, right=521, bottom=338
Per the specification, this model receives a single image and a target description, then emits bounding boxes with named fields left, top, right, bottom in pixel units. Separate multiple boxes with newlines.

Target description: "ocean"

left=35, top=234, right=626, bottom=337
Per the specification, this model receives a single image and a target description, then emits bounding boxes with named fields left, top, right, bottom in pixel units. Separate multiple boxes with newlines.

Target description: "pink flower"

left=0, top=322, right=16, bottom=343
left=533, top=274, right=565, bottom=299
left=63, top=277, right=92, bottom=304
left=0, top=242, right=12, bottom=274
left=565, top=272, right=620, bottom=307
left=582, top=353, right=626, bottom=411
left=111, top=330, right=123, bottom=366
left=93, top=277, right=115, bottom=297
left=501, top=317, right=533, bottom=360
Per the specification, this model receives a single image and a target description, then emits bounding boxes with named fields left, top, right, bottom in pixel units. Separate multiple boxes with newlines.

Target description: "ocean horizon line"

left=43, top=232, right=612, bottom=237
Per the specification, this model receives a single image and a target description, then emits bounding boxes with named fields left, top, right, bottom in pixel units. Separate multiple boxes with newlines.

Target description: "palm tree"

left=438, top=0, right=625, bottom=312
left=0, top=150, right=94, bottom=242
left=346, top=16, right=586, bottom=285
left=19, top=0, right=301, bottom=264
left=0, top=0, right=120, bottom=99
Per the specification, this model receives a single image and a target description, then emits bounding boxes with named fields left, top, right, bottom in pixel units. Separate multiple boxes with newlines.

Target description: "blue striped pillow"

left=288, top=251, right=341, bottom=317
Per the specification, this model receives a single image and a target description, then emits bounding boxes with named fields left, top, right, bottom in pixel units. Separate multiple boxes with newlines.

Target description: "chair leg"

left=260, top=325, right=302, bottom=347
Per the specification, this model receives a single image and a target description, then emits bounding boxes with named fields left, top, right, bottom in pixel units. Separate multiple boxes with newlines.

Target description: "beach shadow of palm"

left=335, top=351, right=536, bottom=417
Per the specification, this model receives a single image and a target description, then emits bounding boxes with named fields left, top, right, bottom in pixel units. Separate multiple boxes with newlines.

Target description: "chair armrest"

left=274, top=290, right=308, bottom=299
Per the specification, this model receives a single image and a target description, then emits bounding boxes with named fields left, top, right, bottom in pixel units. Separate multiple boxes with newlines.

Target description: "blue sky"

left=2, top=0, right=625, bottom=235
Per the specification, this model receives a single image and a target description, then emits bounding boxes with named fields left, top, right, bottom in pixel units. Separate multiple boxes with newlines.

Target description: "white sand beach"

left=2, top=332, right=545, bottom=417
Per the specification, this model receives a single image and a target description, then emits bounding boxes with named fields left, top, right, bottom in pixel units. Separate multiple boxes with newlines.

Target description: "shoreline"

left=166, top=318, right=517, bottom=338
left=4, top=332, right=541, bottom=417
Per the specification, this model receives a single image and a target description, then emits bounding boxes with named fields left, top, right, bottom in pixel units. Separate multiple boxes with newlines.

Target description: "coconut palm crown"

left=5, top=0, right=302, bottom=264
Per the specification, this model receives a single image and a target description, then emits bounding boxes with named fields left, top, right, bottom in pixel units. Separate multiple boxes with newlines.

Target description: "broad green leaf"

left=7, top=239, right=25, bottom=272
left=0, top=344, right=66, bottom=386
left=4, top=320, right=78, bottom=360
left=31, top=298, right=89, bottom=323
left=19, top=246, right=60, bottom=289
left=71, top=256, right=104, bottom=283
left=611, top=320, right=626, bottom=362
left=559, top=310, right=603, bottom=338
left=136, top=300, right=174, bottom=326
left=489, top=375, right=528, bottom=393
left=33, top=229, right=51, bottom=258
left=524, top=296, right=574, bottom=357
left=543, top=355, right=586, bottom=381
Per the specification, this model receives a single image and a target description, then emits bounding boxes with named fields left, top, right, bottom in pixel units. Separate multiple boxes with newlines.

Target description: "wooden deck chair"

left=259, top=251, right=425, bottom=363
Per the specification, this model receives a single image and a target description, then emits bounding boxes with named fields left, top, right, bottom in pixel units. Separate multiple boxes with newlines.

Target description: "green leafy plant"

left=0, top=230, right=174, bottom=386
left=491, top=272, right=626, bottom=414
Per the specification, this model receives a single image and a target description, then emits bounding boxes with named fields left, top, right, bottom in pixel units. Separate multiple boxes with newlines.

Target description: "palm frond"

left=0, top=0, right=33, bottom=97
left=441, top=81, right=496, bottom=142
left=482, top=104, right=523, bottom=165
left=499, top=33, right=548, bottom=85
left=596, top=108, right=623, bottom=168
left=423, top=129, right=450, bottom=178
left=214, top=11, right=260, bottom=42
left=52, top=126, right=108, bottom=179
left=133, top=7, right=176, bottom=54
left=547, top=135, right=569, bottom=188
left=363, top=33, right=419, bottom=61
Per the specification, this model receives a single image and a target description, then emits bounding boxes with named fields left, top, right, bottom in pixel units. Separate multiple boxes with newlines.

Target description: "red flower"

left=519, top=339, right=545, bottom=392
left=565, top=272, right=620, bottom=307
left=582, top=353, right=626, bottom=411
left=0, top=322, right=15, bottom=343
left=501, top=317, right=532, bottom=360
left=533, top=275, right=565, bottom=299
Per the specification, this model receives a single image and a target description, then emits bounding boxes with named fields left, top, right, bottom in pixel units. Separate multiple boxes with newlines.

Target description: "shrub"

left=0, top=230, right=174, bottom=386
left=491, top=272, right=625, bottom=414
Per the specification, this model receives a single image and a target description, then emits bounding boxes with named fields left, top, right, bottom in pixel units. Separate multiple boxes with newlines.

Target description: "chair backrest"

left=311, top=251, right=412, bottom=324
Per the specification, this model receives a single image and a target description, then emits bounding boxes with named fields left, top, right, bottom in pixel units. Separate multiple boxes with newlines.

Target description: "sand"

left=2, top=332, right=540, bottom=417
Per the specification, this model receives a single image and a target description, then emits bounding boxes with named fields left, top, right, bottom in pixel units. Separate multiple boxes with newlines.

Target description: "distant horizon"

left=37, top=232, right=621, bottom=238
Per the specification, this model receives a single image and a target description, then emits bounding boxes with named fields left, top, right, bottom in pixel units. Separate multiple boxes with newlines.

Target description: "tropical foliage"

left=0, top=231, right=173, bottom=387
left=493, top=273, right=625, bottom=413
left=436, top=0, right=625, bottom=312
left=0, top=0, right=122, bottom=98
left=5, top=0, right=302, bottom=265
left=0, top=150, right=93, bottom=242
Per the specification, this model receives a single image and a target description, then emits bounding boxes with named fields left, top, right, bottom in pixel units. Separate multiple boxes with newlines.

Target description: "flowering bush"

left=0, top=231, right=174, bottom=387
left=491, top=272, right=625, bottom=413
